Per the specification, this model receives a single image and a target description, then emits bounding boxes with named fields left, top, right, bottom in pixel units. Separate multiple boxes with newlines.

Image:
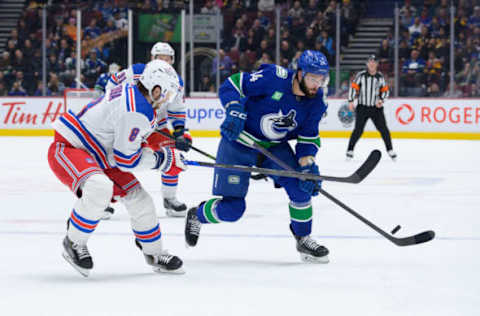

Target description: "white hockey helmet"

left=139, top=59, right=179, bottom=105
left=108, top=63, right=120, bottom=74
left=151, top=42, right=175, bottom=62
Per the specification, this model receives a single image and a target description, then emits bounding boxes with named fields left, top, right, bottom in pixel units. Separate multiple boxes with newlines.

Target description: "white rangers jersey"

left=106, top=63, right=186, bottom=130
left=52, top=83, right=161, bottom=171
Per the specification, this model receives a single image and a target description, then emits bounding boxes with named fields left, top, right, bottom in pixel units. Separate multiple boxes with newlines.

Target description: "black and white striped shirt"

left=348, top=70, right=389, bottom=106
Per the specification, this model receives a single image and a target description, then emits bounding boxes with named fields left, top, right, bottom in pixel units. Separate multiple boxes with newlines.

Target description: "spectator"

left=64, top=17, right=79, bottom=41
left=469, top=6, right=480, bottom=29
left=113, top=10, right=128, bottom=30
left=280, top=40, right=294, bottom=63
left=103, top=19, right=117, bottom=33
left=378, top=39, right=393, bottom=62
left=304, top=28, right=316, bottom=50
left=304, top=0, right=318, bottom=25
left=201, top=1, right=216, bottom=14
left=254, top=52, right=273, bottom=69
left=47, top=73, right=65, bottom=96
left=84, top=50, right=107, bottom=87
left=8, top=81, right=27, bottom=96
left=258, top=0, right=275, bottom=12
left=400, top=0, right=417, bottom=17
left=0, top=81, right=7, bottom=96
left=33, top=80, right=45, bottom=96
left=409, top=17, right=424, bottom=38
left=199, top=75, right=214, bottom=92
left=316, top=30, right=334, bottom=56
left=211, top=49, right=233, bottom=83
left=12, top=49, right=26, bottom=73
left=23, top=39, right=34, bottom=61
left=84, top=18, right=101, bottom=39
left=443, top=83, right=463, bottom=97
left=288, top=1, right=304, bottom=19
left=256, top=40, right=274, bottom=61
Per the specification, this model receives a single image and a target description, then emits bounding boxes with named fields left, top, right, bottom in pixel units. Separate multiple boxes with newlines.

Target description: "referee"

left=346, top=55, right=397, bottom=161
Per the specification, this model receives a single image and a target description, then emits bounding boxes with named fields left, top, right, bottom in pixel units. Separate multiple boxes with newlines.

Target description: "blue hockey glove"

left=298, top=162, right=322, bottom=196
left=220, top=102, right=247, bottom=141
left=173, top=127, right=192, bottom=152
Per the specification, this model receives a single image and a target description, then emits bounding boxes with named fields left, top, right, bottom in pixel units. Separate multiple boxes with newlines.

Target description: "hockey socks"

left=196, top=198, right=221, bottom=223
left=289, top=201, right=312, bottom=236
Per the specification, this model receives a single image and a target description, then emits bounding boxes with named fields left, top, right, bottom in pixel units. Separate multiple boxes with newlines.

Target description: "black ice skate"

left=135, top=240, right=184, bottom=274
left=185, top=206, right=202, bottom=247
left=101, top=206, right=115, bottom=220
left=290, top=226, right=329, bottom=263
left=164, top=197, right=187, bottom=217
left=62, top=236, right=93, bottom=277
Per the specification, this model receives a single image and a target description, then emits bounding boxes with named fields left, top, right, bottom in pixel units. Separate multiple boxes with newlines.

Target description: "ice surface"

left=0, top=136, right=479, bottom=316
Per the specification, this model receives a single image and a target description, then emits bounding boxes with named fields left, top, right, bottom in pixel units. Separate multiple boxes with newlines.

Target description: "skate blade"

left=152, top=266, right=185, bottom=274
left=62, top=251, right=91, bottom=277
left=299, top=253, right=330, bottom=264
left=165, top=209, right=187, bottom=217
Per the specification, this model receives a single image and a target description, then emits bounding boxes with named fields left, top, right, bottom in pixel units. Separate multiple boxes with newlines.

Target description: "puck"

left=391, top=225, right=401, bottom=235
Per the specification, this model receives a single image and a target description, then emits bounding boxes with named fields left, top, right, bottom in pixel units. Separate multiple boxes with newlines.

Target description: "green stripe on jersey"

left=228, top=73, right=244, bottom=97
left=297, top=135, right=321, bottom=149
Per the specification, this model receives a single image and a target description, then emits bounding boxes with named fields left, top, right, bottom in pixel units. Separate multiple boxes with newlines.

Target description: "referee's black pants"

left=347, top=104, right=393, bottom=151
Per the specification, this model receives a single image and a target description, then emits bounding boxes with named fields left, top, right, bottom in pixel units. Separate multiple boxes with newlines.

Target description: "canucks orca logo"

left=260, top=109, right=298, bottom=140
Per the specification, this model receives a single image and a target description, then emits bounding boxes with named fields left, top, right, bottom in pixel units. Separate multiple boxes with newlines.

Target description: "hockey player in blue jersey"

left=95, top=63, right=120, bottom=94
left=185, top=50, right=330, bottom=263
left=105, top=42, right=192, bottom=217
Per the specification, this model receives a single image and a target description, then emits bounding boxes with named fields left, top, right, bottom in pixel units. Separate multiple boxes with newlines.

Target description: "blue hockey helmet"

left=297, top=50, right=329, bottom=77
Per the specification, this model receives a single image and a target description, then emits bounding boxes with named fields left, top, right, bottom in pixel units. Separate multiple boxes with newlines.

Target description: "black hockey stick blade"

left=348, top=149, right=381, bottom=183
left=390, top=230, right=435, bottom=246
left=321, top=149, right=381, bottom=183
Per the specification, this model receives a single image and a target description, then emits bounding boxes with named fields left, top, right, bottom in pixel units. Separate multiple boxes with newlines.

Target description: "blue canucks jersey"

left=219, top=64, right=327, bottom=158
left=95, top=73, right=110, bottom=93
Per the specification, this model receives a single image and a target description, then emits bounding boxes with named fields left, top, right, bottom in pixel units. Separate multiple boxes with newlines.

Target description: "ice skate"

left=164, top=197, right=187, bottom=217
left=101, top=206, right=115, bottom=220
left=291, top=226, right=329, bottom=263
left=346, top=150, right=354, bottom=161
left=388, top=150, right=397, bottom=161
left=135, top=240, right=184, bottom=274
left=62, top=236, right=93, bottom=277
left=185, top=206, right=202, bottom=247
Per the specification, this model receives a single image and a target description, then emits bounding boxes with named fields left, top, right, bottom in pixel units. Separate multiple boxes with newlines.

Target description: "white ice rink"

left=0, top=136, right=479, bottom=316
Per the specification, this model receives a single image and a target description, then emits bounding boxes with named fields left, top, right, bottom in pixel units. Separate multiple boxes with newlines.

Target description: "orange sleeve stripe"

left=351, top=82, right=360, bottom=91
left=380, top=85, right=389, bottom=92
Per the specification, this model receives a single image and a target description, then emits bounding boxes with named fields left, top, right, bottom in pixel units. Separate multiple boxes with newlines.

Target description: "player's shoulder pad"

left=124, top=84, right=155, bottom=124
left=256, top=64, right=290, bottom=80
left=132, top=63, right=146, bottom=76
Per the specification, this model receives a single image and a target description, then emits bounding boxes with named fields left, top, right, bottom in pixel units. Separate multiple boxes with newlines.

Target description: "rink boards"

left=0, top=96, right=479, bottom=139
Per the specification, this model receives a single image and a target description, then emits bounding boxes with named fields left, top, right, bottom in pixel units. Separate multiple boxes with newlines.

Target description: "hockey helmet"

left=139, top=59, right=179, bottom=106
left=151, top=42, right=175, bottom=61
left=298, top=50, right=329, bottom=78
left=108, top=63, right=120, bottom=75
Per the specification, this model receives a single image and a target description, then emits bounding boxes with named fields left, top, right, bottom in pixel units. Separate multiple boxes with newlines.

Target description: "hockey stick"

left=245, top=139, right=435, bottom=247
left=184, top=150, right=380, bottom=183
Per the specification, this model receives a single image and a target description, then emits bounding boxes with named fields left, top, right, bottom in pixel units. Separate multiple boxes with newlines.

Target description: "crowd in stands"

left=0, top=0, right=478, bottom=97
left=378, top=0, right=480, bottom=97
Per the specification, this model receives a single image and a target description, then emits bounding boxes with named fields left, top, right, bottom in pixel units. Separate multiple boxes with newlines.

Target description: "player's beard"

left=299, top=75, right=318, bottom=98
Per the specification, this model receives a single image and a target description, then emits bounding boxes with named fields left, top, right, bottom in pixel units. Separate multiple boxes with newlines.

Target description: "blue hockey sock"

left=289, top=201, right=312, bottom=236
left=196, top=198, right=221, bottom=224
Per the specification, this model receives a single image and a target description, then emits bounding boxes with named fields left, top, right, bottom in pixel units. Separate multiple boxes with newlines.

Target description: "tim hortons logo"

left=395, top=103, right=415, bottom=125
left=2, top=101, right=65, bottom=125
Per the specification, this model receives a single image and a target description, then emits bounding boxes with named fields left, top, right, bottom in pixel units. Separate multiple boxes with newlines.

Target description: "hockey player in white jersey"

left=47, top=60, right=186, bottom=277
left=106, top=42, right=190, bottom=217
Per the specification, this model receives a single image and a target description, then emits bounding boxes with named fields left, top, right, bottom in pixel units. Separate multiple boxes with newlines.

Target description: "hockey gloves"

left=154, top=147, right=187, bottom=176
left=298, top=162, right=322, bottom=196
left=173, top=127, right=192, bottom=152
left=221, top=102, right=247, bottom=141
